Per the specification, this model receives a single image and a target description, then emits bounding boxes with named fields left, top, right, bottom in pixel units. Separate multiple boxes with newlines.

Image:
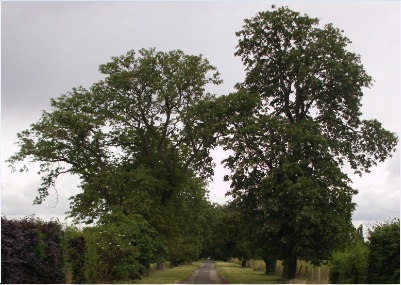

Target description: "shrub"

left=367, top=218, right=400, bottom=284
left=83, top=212, right=167, bottom=283
left=64, top=226, right=87, bottom=283
left=329, top=241, right=369, bottom=284
left=1, top=216, right=65, bottom=283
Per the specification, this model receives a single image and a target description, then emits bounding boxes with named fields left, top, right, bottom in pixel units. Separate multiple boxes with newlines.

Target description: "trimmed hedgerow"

left=1, top=216, right=65, bottom=284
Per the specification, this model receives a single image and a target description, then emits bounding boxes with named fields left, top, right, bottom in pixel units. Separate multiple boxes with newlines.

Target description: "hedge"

left=1, top=216, right=65, bottom=283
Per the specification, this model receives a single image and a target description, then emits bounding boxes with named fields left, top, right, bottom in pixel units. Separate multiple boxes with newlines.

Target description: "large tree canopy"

left=213, top=6, right=398, bottom=280
left=7, top=48, right=221, bottom=266
left=8, top=48, right=221, bottom=219
left=6, top=7, right=398, bottom=282
left=234, top=6, right=397, bottom=174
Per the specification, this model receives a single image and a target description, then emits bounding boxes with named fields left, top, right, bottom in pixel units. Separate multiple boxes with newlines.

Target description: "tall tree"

left=8, top=48, right=221, bottom=218
left=222, top=6, right=397, bottom=280
left=7, top=48, right=222, bottom=267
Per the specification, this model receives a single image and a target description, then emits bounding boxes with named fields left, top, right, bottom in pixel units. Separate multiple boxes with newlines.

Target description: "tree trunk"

left=143, top=263, right=151, bottom=276
left=156, top=262, right=164, bottom=271
left=283, top=256, right=297, bottom=280
left=263, top=257, right=276, bottom=274
left=241, top=259, right=247, bottom=268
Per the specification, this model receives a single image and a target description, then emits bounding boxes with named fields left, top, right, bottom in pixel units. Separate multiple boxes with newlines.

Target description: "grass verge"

left=120, top=261, right=203, bottom=284
left=215, top=261, right=283, bottom=284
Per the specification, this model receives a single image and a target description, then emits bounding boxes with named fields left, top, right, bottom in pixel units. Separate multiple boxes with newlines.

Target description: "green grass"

left=119, top=261, right=203, bottom=284
left=215, top=261, right=283, bottom=284
left=227, top=259, right=330, bottom=284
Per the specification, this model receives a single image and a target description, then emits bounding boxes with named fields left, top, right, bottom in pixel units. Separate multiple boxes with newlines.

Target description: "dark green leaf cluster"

left=330, top=220, right=400, bottom=284
left=234, top=6, right=397, bottom=176
left=83, top=212, right=167, bottom=282
left=213, top=6, right=398, bottom=280
left=200, top=203, right=238, bottom=261
left=367, top=218, right=400, bottom=284
left=65, top=235, right=86, bottom=284
left=6, top=48, right=221, bottom=271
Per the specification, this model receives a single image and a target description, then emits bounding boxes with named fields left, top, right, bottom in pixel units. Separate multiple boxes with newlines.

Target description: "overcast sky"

left=1, top=1, right=400, bottom=229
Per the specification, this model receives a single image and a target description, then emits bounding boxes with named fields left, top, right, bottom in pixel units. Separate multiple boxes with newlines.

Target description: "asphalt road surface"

left=180, top=260, right=227, bottom=284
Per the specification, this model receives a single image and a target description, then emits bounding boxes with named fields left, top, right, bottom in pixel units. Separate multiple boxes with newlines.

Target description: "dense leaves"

left=7, top=48, right=221, bottom=218
left=234, top=6, right=397, bottom=175
left=329, top=220, right=400, bottom=284
left=1, top=216, right=65, bottom=284
left=5, top=7, right=398, bottom=283
left=219, top=6, right=398, bottom=280
left=83, top=212, right=166, bottom=282
left=367, top=219, right=400, bottom=284
left=7, top=48, right=221, bottom=268
left=65, top=234, right=86, bottom=284
left=329, top=239, right=369, bottom=284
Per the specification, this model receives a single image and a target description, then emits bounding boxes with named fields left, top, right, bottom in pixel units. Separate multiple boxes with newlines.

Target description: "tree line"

left=7, top=6, right=398, bottom=281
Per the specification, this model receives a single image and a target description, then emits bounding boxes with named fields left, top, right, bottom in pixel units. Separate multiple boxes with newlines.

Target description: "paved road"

left=180, top=260, right=228, bottom=284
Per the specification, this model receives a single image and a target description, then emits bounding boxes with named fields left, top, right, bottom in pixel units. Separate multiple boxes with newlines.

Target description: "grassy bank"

left=120, top=261, right=202, bottom=284
left=215, top=261, right=283, bottom=284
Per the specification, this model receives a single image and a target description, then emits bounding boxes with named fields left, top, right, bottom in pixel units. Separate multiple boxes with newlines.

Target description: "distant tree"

left=219, top=6, right=398, bottom=280
left=200, top=203, right=236, bottom=261
left=164, top=176, right=210, bottom=266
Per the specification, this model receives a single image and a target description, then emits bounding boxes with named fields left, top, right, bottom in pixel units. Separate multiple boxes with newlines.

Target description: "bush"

left=83, top=212, right=167, bottom=283
left=367, top=219, right=400, bottom=284
left=329, top=241, right=369, bottom=284
left=65, top=226, right=87, bottom=283
left=1, top=216, right=65, bottom=284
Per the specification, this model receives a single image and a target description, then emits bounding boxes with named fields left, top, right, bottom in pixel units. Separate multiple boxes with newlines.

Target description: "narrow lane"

left=180, top=260, right=227, bottom=284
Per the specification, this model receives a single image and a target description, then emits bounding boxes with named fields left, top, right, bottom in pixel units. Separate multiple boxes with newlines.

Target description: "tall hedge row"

left=367, top=219, right=400, bottom=284
left=1, top=214, right=166, bottom=283
left=329, top=219, right=400, bottom=284
left=66, top=235, right=87, bottom=284
left=1, top=216, right=65, bottom=284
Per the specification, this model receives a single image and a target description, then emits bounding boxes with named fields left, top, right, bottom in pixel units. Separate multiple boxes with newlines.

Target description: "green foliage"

left=7, top=48, right=221, bottom=221
left=83, top=212, right=167, bottom=283
left=218, top=5, right=398, bottom=280
left=64, top=226, right=87, bottom=284
left=201, top=203, right=237, bottom=261
left=329, top=241, right=369, bottom=284
left=5, top=8, right=398, bottom=283
left=164, top=177, right=209, bottom=264
left=367, top=219, right=400, bottom=284
left=329, top=220, right=400, bottom=284
left=7, top=48, right=222, bottom=271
